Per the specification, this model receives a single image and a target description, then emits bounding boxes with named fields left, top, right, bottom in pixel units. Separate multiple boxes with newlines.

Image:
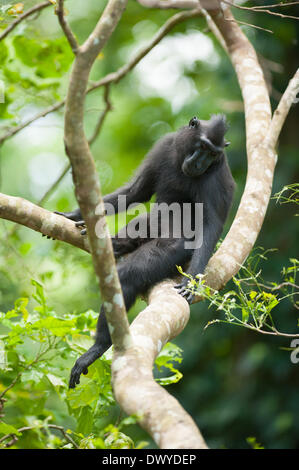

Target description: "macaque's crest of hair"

left=208, top=114, right=228, bottom=147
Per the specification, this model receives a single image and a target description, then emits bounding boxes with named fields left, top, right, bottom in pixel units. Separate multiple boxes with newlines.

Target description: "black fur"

left=55, top=115, right=235, bottom=388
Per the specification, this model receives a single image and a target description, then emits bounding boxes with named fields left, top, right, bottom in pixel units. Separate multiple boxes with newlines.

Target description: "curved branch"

left=266, top=68, right=299, bottom=146
left=201, top=5, right=274, bottom=291
left=112, top=280, right=208, bottom=449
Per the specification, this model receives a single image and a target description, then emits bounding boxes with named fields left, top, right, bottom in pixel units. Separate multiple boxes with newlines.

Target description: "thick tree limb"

left=112, top=280, right=208, bottom=449
left=202, top=5, right=274, bottom=291
left=0, top=192, right=89, bottom=253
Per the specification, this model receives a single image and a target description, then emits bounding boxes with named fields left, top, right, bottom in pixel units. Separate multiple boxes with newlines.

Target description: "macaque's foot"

left=75, top=220, right=86, bottom=236
left=69, top=344, right=102, bottom=389
left=174, top=282, right=194, bottom=304
left=54, top=211, right=87, bottom=236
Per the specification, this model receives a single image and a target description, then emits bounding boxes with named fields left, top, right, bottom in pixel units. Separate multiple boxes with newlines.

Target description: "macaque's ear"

left=224, top=140, right=230, bottom=147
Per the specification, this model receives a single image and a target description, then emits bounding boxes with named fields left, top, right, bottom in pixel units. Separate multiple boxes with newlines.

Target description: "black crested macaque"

left=56, top=115, right=235, bottom=388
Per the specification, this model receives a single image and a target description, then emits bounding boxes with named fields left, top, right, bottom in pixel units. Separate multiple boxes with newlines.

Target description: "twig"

left=214, top=318, right=299, bottom=338
left=0, top=100, right=65, bottom=145
left=224, top=17, right=274, bottom=34
left=241, top=323, right=299, bottom=338
left=0, top=1, right=52, bottom=42
left=56, top=0, right=78, bottom=53
left=199, top=6, right=228, bottom=51
left=88, top=85, right=112, bottom=145
left=239, top=279, right=299, bottom=292
left=38, top=161, right=71, bottom=206
left=137, top=0, right=198, bottom=9
left=223, top=0, right=299, bottom=21
left=0, top=343, right=53, bottom=400
left=253, top=2, right=299, bottom=8
left=0, top=424, right=79, bottom=448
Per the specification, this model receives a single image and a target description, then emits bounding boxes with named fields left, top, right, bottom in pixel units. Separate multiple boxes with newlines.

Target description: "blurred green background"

left=0, top=0, right=298, bottom=448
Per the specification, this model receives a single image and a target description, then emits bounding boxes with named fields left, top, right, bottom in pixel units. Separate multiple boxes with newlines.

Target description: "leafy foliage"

left=0, top=282, right=182, bottom=448
left=178, top=250, right=299, bottom=337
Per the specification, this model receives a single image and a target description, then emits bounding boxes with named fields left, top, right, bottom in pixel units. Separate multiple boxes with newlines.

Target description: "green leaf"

left=67, top=380, right=100, bottom=409
left=155, top=342, right=183, bottom=385
left=21, top=369, right=44, bottom=384
left=0, top=422, right=21, bottom=436
left=33, top=317, right=75, bottom=337
left=0, top=42, right=8, bottom=63
left=242, top=308, right=249, bottom=323
left=156, top=368, right=183, bottom=386
left=67, top=334, right=94, bottom=353
left=47, top=373, right=66, bottom=389
left=77, top=406, right=94, bottom=435
left=19, top=243, right=32, bottom=256
left=31, top=280, right=47, bottom=309
left=13, top=36, right=73, bottom=78
left=15, top=297, right=29, bottom=321
left=249, top=291, right=258, bottom=299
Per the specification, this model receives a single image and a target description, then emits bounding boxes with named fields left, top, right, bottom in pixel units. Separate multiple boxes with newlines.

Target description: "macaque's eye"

left=211, top=151, right=218, bottom=157
left=189, top=117, right=199, bottom=128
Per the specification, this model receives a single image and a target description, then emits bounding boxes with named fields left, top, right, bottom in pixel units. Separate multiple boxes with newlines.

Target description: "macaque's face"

left=177, top=115, right=229, bottom=177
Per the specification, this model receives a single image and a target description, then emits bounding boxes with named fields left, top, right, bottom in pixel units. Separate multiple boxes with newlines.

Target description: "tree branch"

left=0, top=192, right=89, bottom=253
left=201, top=4, right=275, bottom=291
left=56, top=0, right=78, bottom=53
left=137, top=0, right=198, bottom=9
left=223, top=0, right=299, bottom=21
left=88, top=84, right=112, bottom=145
left=266, top=68, right=299, bottom=146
